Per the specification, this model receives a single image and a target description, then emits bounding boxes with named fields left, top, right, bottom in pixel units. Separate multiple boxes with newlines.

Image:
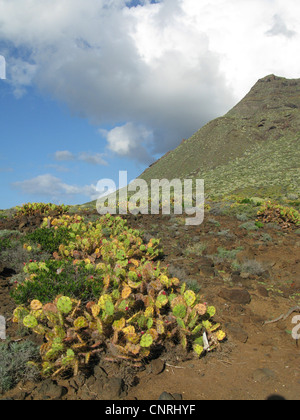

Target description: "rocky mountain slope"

left=139, top=75, right=300, bottom=199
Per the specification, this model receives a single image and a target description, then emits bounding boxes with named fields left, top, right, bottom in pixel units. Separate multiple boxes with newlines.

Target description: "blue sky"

left=0, top=0, right=299, bottom=209
left=0, top=81, right=145, bottom=208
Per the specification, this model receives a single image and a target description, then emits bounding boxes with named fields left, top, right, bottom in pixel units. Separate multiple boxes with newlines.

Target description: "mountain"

left=139, top=74, right=300, bottom=199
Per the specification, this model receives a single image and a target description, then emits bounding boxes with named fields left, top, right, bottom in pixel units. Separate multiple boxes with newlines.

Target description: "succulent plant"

left=23, top=314, right=38, bottom=329
left=73, top=316, right=89, bottom=330
left=12, top=211, right=226, bottom=378
left=56, top=296, right=73, bottom=314
left=172, top=304, right=187, bottom=319
left=184, top=290, right=196, bottom=306
left=140, top=333, right=153, bottom=348
left=15, top=202, right=69, bottom=217
left=257, top=200, right=300, bottom=228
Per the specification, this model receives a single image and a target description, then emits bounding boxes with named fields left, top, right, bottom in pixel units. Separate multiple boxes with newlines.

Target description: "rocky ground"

left=0, top=205, right=300, bottom=400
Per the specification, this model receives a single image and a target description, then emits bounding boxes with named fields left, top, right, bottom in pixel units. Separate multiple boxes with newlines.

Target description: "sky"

left=0, top=0, right=299, bottom=209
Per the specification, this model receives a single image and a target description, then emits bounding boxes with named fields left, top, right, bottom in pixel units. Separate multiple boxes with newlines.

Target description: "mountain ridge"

left=139, top=74, right=300, bottom=199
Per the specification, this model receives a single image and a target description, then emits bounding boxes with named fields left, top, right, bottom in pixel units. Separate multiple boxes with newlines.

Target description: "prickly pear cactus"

left=140, top=333, right=153, bottom=348
left=184, top=290, right=196, bottom=306
left=73, top=317, right=89, bottom=330
left=12, top=306, right=29, bottom=323
left=23, top=314, right=38, bottom=329
left=172, top=304, right=187, bottom=319
left=56, top=296, right=73, bottom=314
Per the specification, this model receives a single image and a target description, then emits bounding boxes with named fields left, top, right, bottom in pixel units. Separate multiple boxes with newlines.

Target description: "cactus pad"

left=56, top=296, right=73, bottom=314
left=172, top=304, right=187, bottom=319
left=30, top=300, right=43, bottom=311
left=184, top=290, right=196, bottom=306
left=23, top=314, right=38, bottom=329
left=155, top=294, right=168, bottom=308
left=193, top=344, right=204, bottom=356
left=140, top=333, right=153, bottom=348
left=74, top=317, right=89, bottom=330
left=215, top=330, right=226, bottom=341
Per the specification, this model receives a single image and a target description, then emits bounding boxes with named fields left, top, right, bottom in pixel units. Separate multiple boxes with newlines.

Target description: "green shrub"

left=25, top=227, right=71, bottom=254
left=208, top=218, right=221, bottom=227
left=0, top=237, right=12, bottom=252
left=239, top=221, right=259, bottom=231
left=240, top=198, right=253, bottom=204
left=10, top=260, right=104, bottom=305
left=0, top=242, right=51, bottom=274
left=185, top=279, right=202, bottom=294
left=0, top=340, right=40, bottom=392
left=261, top=233, right=272, bottom=242
left=0, top=230, right=22, bottom=239
left=240, top=260, right=265, bottom=276
left=184, top=243, right=207, bottom=256
left=216, top=246, right=244, bottom=261
left=236, top=213, right=249, bottom=222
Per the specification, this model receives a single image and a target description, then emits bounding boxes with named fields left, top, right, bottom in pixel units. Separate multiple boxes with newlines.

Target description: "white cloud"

left=12, top=174, right=99, bottom=201
left=1, top=0, right=300, bottom=160
left=54, top=150, right=75, bottom=161
left=54, top=150, right=108, bottom=165
left=78, top=152, right=108, bottom=166
left=101, top=122, right=153, bottom=163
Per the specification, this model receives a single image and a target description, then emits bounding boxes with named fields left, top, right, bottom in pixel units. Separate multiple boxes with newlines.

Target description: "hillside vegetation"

left=139, top=75, right=300, bottom=200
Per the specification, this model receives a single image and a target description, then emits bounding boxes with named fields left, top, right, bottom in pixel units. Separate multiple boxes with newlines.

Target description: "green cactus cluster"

left=12, top=212, right=226, bottom=379
left=41, top=213, right=162, bottom=263
left=15, top=203, right=69, bottom=217
left=257, top=200, right=300, bottom=228
left=13, top=273, right=225, bottom=377
left=12, top=295, right=102, bottom=377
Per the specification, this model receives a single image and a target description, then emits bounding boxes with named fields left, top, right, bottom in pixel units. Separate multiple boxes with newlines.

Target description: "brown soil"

left=1, top=209, right=300, bottom=400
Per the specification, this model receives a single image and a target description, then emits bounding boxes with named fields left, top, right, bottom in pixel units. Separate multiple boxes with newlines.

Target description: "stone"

left=88, top=376, right=106, bottom=395
left=150, top=359, right=165, bottom=375
left=225, top=323, right=248, bottom=343
left=102, top=377, right=125, bottom=400
left=68, top=372, right=86, bottom=390
left=172, top=393, right=183, bottom=400
left=257, top=286, right=269, bottom=297
left=38, top=379, right=67, bottom=399
left=94, top=365, right=108, bottom=380
left=218, top=288, right=251, bottom=304
left=158, top=392, right=175, bottom=400
left=200, top=266, right=215, bottom=277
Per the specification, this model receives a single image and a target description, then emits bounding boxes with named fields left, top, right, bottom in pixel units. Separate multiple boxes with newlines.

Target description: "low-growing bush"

left=0, top=230, right=22, bottom=239
left=261, top=233, right=273, bottom=242
left=240, top=260, right=265, bottom=276
left=216, top=246, right=244, bottom=262
left=0, top=340, right=40, bottom=392
left=239, top=221, right=259, bottom=231
left=236, top=213, right=249, bottom=222
left=25, top=226, right=72, bottom=254
left=184, top=243, right=207, bottom=257
left=0, top=237, right=12, bottom=252
left=10, top=260, right=104, bottom=305
left=0, top=242, right=51, bottom=274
